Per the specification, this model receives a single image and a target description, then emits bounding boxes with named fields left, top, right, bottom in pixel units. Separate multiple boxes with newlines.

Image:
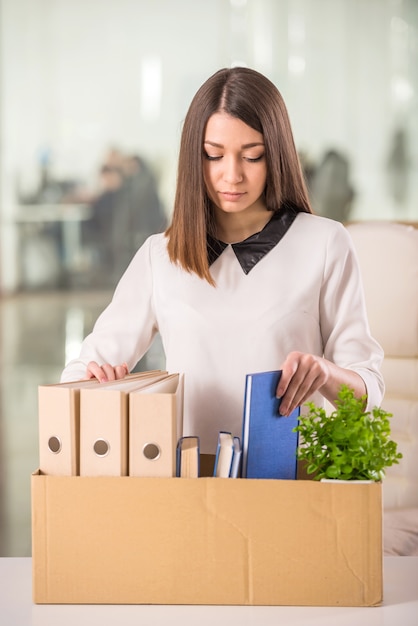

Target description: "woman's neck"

left=215, top=210, right=272, bottom=244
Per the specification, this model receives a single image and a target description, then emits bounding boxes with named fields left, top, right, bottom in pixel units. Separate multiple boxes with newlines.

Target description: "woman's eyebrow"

left=204, top=140, right=265, bottom=149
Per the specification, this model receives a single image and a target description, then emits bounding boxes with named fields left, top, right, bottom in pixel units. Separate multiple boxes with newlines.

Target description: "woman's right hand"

left=86, top=361, right=129, bottom=383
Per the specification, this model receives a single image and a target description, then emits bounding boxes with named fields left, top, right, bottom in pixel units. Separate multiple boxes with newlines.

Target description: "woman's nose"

left=223, top=157, right=243, bottom=184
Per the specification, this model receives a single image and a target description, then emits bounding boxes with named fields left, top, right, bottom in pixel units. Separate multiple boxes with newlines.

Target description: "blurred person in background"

left=310, top=149, right=355, bottom=223
left=83, top=148, right=166, bottom=287
left=386, top=127, right=411, bottom=210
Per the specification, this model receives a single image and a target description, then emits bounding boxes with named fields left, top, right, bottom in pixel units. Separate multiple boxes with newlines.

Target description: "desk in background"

left=14, top=204, right=92, bottom=273
left=1, top=557, right=417, bottom=626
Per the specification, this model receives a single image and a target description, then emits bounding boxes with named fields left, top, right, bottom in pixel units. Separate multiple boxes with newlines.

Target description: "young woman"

left=61, top=67, right=384, bottom=454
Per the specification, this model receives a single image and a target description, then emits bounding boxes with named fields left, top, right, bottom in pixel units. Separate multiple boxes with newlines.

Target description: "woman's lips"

left=220, top=191, right=245, bottom=202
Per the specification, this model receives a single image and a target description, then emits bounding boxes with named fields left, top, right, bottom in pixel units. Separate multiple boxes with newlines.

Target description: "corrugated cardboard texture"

left=31, top=472, right=382, bottom=606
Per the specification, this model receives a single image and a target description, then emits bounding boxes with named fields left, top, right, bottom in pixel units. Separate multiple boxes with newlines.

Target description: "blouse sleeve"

left=60, top=237, right=158, bottom=382
left=319, top=223, right=385, bottom=411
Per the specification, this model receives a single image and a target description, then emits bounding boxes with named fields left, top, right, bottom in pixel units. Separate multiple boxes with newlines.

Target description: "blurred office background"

left=0, top=0, right=417, bottom=556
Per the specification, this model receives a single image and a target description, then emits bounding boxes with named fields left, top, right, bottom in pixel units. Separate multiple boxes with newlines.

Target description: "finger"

left=281, top=368, right=326, bottom=415
left=101, top=363, right=117, bottom=382
left=279, top=370, right=315, bottom=415
left=277, top=361, right=308, bottom=411
left=86, top=361, right=108, bottom=383
left=114, top=364, right=129, bottom=379
left=276, top=353, right=300, bottom=397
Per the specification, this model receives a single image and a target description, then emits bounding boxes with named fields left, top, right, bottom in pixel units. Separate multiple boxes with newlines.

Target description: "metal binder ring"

left=48, top=436, right=62, bottom=454
left=142, top=442, right=161, bottom=461
left=93, top=438, right=110, bottom=457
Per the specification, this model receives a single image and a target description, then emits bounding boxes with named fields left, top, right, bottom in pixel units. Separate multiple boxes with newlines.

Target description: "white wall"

left=1, top=0, right=417, bottom=291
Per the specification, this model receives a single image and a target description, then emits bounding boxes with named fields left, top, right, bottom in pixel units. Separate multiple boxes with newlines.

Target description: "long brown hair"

left=166, top=67, right=312, bottom=284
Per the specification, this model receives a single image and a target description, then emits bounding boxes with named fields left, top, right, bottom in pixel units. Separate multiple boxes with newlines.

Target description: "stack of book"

left=38, top=368, right=299, bottom=481
left=38, top=371, right=184, bottom=478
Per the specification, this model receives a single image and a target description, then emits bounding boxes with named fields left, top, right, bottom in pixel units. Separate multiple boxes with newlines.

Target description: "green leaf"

left=294, top=385, right=403, bottom=481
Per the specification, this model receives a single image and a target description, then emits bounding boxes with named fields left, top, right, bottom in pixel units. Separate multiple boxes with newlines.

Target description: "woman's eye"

left=204, top=152, right=222, bottom=161
left=203, top=151, right=264, bottom=162
left=245, top=154, right=265, bottom=163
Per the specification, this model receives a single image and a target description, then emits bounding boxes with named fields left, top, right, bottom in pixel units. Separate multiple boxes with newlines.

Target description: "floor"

left=0, top=288, right=164, bottom=556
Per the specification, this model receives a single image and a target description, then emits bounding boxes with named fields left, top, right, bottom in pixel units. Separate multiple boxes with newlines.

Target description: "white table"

left=1, top=557, right=417, bottom=625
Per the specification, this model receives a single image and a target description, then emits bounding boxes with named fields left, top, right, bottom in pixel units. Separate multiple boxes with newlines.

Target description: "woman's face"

left=203, top=111, right=268, bottom=218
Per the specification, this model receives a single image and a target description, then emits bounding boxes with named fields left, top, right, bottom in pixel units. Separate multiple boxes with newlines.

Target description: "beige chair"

left=346, top=221, right=418, bottom=554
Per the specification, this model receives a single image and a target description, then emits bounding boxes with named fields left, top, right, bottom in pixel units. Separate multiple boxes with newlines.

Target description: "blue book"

left=213, top=431, right=235, bottom=477
left=176, top=436, right=200, bottom=478
left=213, top=433, right=242, bottom=478
left=241, top=370, right=300, bottom=479
left=230, top=436, right=242, bottom=478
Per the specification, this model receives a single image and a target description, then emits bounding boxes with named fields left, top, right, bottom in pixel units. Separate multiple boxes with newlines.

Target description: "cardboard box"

left=31, top=472, right=382, bottom=606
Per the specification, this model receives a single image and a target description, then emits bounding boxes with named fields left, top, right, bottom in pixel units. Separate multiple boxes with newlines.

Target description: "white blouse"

left=61, top=212, right=384, bottom=453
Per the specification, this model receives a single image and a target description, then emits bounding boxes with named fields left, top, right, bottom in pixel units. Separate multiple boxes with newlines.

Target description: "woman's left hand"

left=275, top=351, right=330, bottom=416
left=276, top=350, right=367, bottom=416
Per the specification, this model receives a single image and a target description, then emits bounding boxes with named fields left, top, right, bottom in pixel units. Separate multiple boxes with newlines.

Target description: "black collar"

left=207, top=204, right=301, bottom=274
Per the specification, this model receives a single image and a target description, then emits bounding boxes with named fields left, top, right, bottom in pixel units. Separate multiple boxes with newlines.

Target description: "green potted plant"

left=294, top=385, right=402, bottom=481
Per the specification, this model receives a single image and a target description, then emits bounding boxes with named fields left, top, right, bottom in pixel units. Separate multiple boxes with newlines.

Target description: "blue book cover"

left=213, top=431, right=234, bottom=477
left=241, top=370, right=300, bottom=479
left=230, top=436, right=242, bottom=478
